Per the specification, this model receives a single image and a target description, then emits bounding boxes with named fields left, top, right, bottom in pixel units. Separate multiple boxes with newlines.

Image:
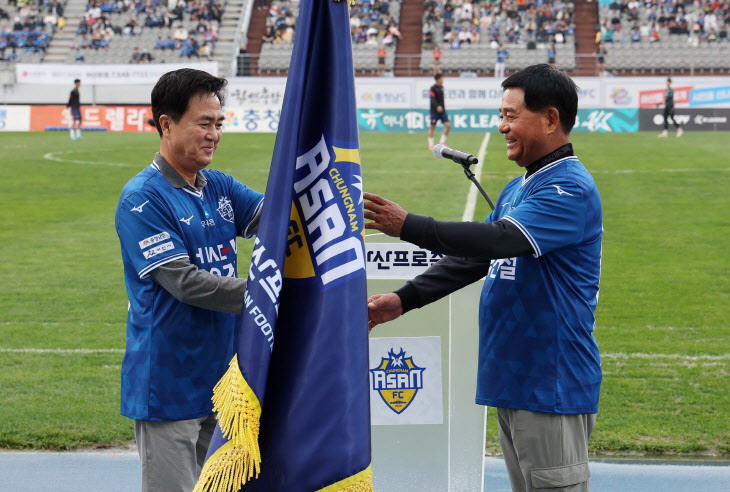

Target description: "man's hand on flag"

left=363, top=192, right=408, bottom=237
left=367, top=293, right=403, bottom=331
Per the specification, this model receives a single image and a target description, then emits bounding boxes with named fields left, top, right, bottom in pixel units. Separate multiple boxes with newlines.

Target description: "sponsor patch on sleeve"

left=142, top=241, right=175, bottom=259
left=138, top=232, right=171, bottom=249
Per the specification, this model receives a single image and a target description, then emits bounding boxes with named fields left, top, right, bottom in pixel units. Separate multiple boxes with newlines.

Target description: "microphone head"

left=432, top=143, right=447, bottom=159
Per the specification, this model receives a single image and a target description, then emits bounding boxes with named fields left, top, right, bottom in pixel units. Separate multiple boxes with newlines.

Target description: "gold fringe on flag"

left=316, top=465, right=374, bottom=492
left=194, top=355, right=262, bottom=492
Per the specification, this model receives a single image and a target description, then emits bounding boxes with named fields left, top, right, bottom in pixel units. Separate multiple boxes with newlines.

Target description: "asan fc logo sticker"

left=370, top=348, right=425, bottom=414
left=217, top=196, right=234, bottom=223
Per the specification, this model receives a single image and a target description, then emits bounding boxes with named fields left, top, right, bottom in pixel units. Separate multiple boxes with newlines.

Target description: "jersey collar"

left=524, top=143, right=574, bottom=179
left=152, top=153, right=208, bottom=192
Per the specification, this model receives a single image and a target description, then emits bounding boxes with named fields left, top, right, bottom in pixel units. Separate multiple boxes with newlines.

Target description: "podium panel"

left=366, top=236, right=486, bottom=492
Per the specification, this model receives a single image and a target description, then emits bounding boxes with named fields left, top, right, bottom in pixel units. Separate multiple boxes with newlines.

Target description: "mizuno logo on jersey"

left=179, top=215, right=193, bottom=225
left=553, top=185, right=573, bottom=196
left=131, top=200, right=149, bottom=213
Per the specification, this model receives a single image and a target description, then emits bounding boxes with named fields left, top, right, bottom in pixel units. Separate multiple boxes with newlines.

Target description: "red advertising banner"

left=638, top=86, right=692, bottom=108
left=30, top=105, right=157, bottom=132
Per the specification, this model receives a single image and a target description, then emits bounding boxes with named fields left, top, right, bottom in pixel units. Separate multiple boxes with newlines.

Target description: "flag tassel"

left=316, top=465, right=374, bottom=492
left=194, top=355, right=262, bottom=492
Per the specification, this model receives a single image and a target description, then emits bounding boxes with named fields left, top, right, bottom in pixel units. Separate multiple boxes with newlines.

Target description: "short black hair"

left=667, top=77, right=672, bottom=83
left=151, top=68, right=227, bottom=136
left=434, top=73, right=443, bottom=81
left=74, top=79, right=80, bottom=84
left=501, top=64, right=578, bottom=134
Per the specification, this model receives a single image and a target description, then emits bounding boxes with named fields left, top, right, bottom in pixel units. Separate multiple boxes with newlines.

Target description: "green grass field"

left=0, top=130, right=728, bottom=456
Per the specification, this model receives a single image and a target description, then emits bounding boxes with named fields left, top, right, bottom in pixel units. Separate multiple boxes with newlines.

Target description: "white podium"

left=366, top=235, right=486, bottom=492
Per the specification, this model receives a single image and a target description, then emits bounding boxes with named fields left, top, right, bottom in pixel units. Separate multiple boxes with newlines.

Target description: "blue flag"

left=195, top=0, right=372, bottom=490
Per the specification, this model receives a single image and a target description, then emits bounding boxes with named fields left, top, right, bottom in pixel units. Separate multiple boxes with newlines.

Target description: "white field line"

left=1, top=347, right=727, bottom=361
left=42, top=149, right=729, bottom=176
left=42, top=151, right=136, bottom=167
left=601, top=352, right=730, bottom=361
left=462, top=132, right=491, bottom=222
left=0, top=348, right=124, bottom=354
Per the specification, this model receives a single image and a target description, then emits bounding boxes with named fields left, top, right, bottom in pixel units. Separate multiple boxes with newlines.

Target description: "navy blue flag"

left=195, top=0, right=372, bottom=491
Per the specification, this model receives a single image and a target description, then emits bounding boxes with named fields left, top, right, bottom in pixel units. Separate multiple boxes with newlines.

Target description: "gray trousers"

left=135, top=414, right=217, bottom=492
left=498, top=408, right=596, bottom=492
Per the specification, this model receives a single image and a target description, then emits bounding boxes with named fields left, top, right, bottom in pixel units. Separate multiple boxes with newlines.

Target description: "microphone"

left=432, top=144, right=478, bottom=166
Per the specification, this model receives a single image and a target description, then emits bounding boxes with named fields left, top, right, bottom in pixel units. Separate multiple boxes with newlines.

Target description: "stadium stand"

left=257, top=0, right=401, bottom=74
left=597, top=0, right=730, bottom=74
left=48, top=0, right=226, bottom=64
left=419, top=0, right=576, bottom=74
left=0, top=0, right=66, bottom=63
left=2, top=0, right=727, bottom=79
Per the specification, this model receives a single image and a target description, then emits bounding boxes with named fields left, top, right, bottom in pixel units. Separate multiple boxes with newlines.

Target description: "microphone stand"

left=458, top=160, right=495, bottom=211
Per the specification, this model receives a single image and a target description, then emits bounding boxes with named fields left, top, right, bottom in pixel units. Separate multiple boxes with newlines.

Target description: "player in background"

left=658, top=77, right=683, bottom=138
left=67, top=79, right=82, bottom=140
left=427, top=73, right=450, bottom=151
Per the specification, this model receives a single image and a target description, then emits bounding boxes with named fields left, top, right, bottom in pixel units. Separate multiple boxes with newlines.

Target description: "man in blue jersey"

left=364, top=64, right=602, bottom=492
left=115, top=68, right=264, bottom=492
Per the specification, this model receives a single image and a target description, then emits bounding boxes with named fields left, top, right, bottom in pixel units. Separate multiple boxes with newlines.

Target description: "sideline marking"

left=462, top=132, right=490, bottom=222
left=601, top=352, right=730, bottom=361
left=1, top=348, right=727, bottom=361
left=41, top=150, right=730, bottom=176
left=0, top=348, right=124, bottom=354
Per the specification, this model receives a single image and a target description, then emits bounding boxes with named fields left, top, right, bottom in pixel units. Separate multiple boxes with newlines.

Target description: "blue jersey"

left=497, top=49, right=508, bottom=63
left=477, top=156, right=603, bottom=414
left=115, top=161, right=264, bottom=421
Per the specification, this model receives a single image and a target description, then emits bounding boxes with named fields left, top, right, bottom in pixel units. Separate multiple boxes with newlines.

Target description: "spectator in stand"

left=199, top=39, right=212, bottom=59
left=458, top=27, right=473, bottom=45
left=461, top=0, right=474, bottom=22
left=124, top=16, right=139, bottom=36
left=377, top=44, right=387, bottom=75
left=650, top=25, right=660, bottom=42
left=450, top=29, right=461, bottom=49
left=130, top=46, right=142, bottom=62
left=423, top=28, right=434, bottom=48
left=181, top=38, right=199, bottom=57
left=354, top=25, right=367, bottom=44
left=281, top=25, right=294, bottom=42
left=548, top=43, right=556, bottom=67
left=387, top=21, right=401, bottom=43
left=631, top=24, right=641, bottom=41
left=174, top=24, right=188, bottom=46
left=494, top=43, right=508, bottom=78
left=261, top=25, right=275, bottom=43
left=366, top=30, right=378, bottom=46
left=431, top=44, right=442, bottom=73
